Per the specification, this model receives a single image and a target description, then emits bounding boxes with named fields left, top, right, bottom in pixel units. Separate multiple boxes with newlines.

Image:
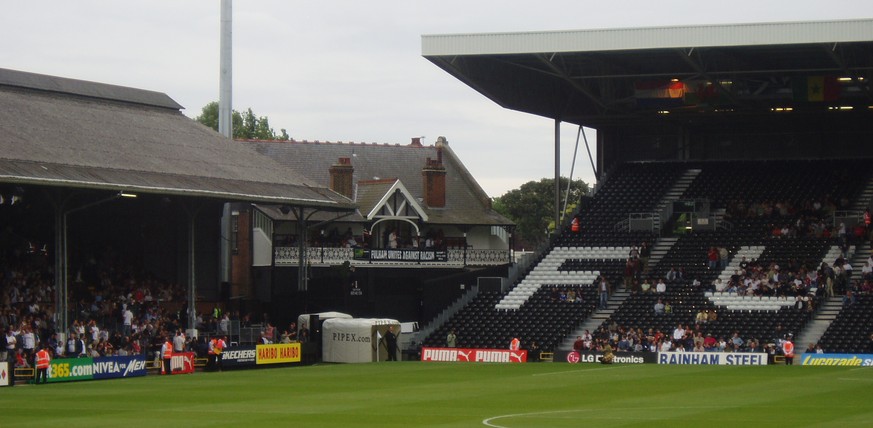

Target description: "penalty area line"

left=483, top=409, right=593, bottom=428
left=483, top=405, right=727, bottom=427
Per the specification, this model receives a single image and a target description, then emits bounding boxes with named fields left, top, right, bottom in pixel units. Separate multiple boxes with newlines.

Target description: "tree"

left=493, top=177, right=589, bottom=249
left=194, top=102, right=290, bottom=141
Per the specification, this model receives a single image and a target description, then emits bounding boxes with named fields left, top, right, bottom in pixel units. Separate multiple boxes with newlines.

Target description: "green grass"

left=3, top=362, right=873, bottom=427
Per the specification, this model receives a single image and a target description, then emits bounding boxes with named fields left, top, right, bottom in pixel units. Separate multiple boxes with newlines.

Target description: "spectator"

left=730, top=331, right=744, bottom=349
left=3, top=328, right=15, bottom=364
left=14, top=348, right=29, bottom=368
left=581, top=330, right=593, bottom=350
left=862, top=261, right=873, bottom=281
left=654, top=299, right=665, bottom=315
left=639, top=241, right=651, bottom=273
left=703, top=334, right=717, bottom=351
left=666, top=267, right=680, bottom=282
left=843, top=289, right=857, bottom=307
left=21, top=325, right=37, bottom=361
left=597, top=276, right=610, bottom=310
left=623, top=259, right=635, bottom=291
left=719, top=246, right=729, bottom=269
left=659, top=338, right=672, bottom=352
left=695, top=309, right=708, bottom=324
left=640, top=278, right=652, bottom=294
left=388, top=228, right=399, bottom=249
left=656, top=278, right=667, bottom=293
left=672, top=324, right=685, bottom=343
left=707, top=247, right=719, bottom=270
left=447, top=329, right=457, bottom=348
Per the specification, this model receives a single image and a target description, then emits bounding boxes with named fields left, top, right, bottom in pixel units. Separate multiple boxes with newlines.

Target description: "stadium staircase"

left=848, top=174, right=873, bottom=212
left=645, top=237, right=677, bottom=273
left=796, top=296, right=843, bottom=356
left=559, top=288, right=630, bottom=351
left=850, top=242, right=871, bottom=283
left=653, top=169, right=702, bottom=233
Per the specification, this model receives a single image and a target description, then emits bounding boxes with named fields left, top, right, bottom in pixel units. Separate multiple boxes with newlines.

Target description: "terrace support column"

left=183, top=201, right=203, bottom=336
left=554, top=118, right=561, bottom=238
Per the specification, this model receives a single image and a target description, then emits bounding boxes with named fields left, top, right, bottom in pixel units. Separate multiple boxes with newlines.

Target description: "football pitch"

left=3, top=362, right=872, bottom=427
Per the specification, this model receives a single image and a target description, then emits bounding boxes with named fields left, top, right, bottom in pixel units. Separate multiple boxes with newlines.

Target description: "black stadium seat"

left=422, top=159, right=873, bottom=353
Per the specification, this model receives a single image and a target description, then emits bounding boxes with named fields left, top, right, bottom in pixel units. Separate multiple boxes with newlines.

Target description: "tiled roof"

left=245, top=138, right=513, bottom=226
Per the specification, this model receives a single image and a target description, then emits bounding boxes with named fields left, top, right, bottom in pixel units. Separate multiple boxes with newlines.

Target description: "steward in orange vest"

left=207, top=337, right=226, bottom=372
left=213, top=337, right=226, bottom=372
left=161, top=338, right=173, bottom=375
left=34, top=346, right=51, bottom=384
left=571, top=216, right=580, bottom=234
left=782, top=335, right=795, bottom=366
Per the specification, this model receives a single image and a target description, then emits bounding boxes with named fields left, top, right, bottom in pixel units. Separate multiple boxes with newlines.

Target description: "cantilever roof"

left=0, top=68, right=353, bottom=209
left=422, top=18, right=873, bottom=128
left=422, top=19, right=873, bottom=55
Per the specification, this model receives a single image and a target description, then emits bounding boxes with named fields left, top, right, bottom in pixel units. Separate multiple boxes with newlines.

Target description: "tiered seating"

left=424, top=287, right=597, bottom=351
left=555, top=163, right=688, bottom=247
left=422, top=158, right=873, bottom=353
left=651, top=231, right=741, bottom=284
left=424, top=165, right=682, bottom=351
left=682, top=159, right=870, bottom=212
left=625, top=159, right=859, bottom=345
left=705, top=307, right=810, bottom=344
left=755, top=237, right=832, bottom=271
left=608, top=283, right=710, bottom=333
left=607, top=287, right=813, bottom=343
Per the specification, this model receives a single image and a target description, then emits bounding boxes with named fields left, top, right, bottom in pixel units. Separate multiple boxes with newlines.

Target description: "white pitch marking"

left=532, top=365, right=622, bottom=376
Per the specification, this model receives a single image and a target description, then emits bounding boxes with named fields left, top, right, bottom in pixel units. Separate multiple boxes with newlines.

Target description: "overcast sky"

left=3, top=1, right=872, bottom=197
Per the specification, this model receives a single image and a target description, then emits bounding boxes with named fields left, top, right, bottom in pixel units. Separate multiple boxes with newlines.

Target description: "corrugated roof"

left=422, top=18, right=873, bottom=55
left=245, top=139, right=513, bottom=226
left=0, top=68, right=353, bottom=208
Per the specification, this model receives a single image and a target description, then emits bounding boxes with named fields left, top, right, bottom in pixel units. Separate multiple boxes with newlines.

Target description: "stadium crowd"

left=572, top=320, right=799, bottom=362
left=0, top=241, right=257, bottom=371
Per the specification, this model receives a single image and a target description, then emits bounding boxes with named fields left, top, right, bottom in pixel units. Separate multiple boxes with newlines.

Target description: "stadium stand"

left=421, top=158, right=873, bottom=355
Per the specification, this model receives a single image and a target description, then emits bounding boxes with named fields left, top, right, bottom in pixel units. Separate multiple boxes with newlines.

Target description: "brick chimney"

left=410, top=137, right=423, bottom=147
left=329, top=157, right=354, bottom=199
left=422, top=148, right=446, bottom=208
